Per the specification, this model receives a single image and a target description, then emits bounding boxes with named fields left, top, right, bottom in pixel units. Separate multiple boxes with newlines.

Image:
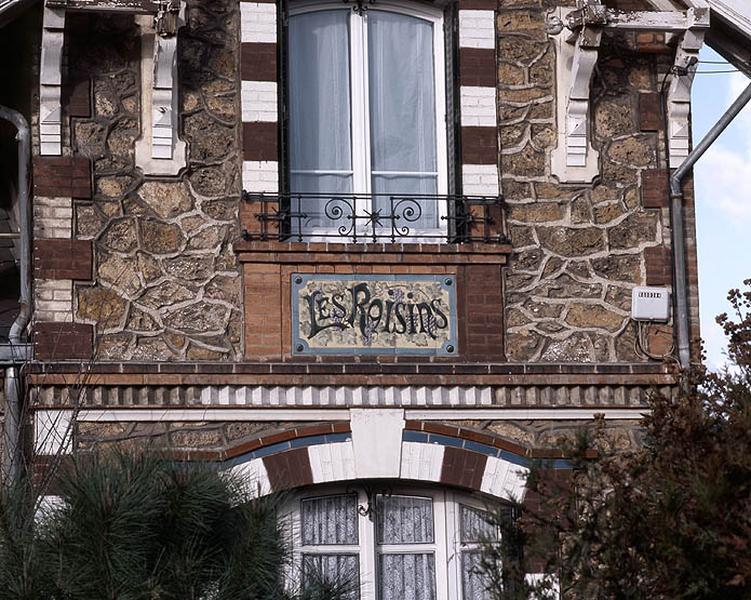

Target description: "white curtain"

left=376, top=495, right=434, bottom=544
left=368, top=10, right=438, bottom=229
left=461, top=551, right=492, bottom=600
left=302, top=494, right=359, bottom=545
left=289, top=10, right=352, bottom=229
left=379, top=553, right=436, bottom=600
left=460, top=506, right=497, bottom=543
left=377, top=496, right=436, bottom=599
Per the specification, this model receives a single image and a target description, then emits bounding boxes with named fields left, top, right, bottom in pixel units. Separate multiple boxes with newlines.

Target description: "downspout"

left=669, top=82, right=751, bottom=369
left=0, top=105, right=31, bottom=487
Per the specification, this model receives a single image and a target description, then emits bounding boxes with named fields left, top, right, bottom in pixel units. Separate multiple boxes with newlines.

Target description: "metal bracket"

left=549, top=5, right=602, bottom=183
left=343, top=0, right=375, bottom=15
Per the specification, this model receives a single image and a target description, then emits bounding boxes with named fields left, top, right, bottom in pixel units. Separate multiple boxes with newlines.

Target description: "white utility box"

left=631, top=287, right=670, bottom=322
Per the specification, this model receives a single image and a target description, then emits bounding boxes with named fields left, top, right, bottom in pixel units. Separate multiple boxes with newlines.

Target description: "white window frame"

left=282, top=484, right=497, bottom=600
left=288, top=0, right=449, bottom=240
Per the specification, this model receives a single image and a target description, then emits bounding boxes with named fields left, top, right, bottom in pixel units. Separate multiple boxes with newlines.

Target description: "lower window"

left=285, top=486, right=500, bottom=600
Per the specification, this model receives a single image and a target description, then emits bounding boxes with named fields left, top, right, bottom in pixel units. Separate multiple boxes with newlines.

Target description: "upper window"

left=285, top=486, right=499, bottom=600
left=287, top=1, right=448, bottom=237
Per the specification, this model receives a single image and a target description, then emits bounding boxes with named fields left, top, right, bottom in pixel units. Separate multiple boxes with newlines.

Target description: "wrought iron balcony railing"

left=241, top=192, right=507, bottom=244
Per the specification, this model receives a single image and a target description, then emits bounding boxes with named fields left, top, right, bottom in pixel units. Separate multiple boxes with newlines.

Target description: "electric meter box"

left=631, top=287, right=670, bottom=322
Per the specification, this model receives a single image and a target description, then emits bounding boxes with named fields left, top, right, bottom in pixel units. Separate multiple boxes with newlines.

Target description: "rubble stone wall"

left=67, top=0, right=243, bottom=361
left=74, top=418, right=644, bottom=454
left=499, top=2, right=679, bottom=362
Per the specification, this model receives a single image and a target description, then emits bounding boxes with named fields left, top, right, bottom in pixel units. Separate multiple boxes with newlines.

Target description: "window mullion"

left=350, top=11, right=369, bottom=203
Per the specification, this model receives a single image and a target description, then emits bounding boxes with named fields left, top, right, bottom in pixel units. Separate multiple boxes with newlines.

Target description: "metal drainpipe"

left=0, top=105, right=31, bottom=487
left=669, top=82, right=751, bottom=369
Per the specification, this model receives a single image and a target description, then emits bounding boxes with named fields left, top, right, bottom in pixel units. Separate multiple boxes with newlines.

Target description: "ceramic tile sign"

left=292, top=274, right=458, bottom=355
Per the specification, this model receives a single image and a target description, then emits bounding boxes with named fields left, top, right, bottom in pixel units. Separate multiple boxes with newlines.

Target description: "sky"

left=692, top=46, right=751, bottom=369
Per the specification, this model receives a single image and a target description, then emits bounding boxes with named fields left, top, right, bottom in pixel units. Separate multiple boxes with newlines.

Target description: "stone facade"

left=500, top=3, right=676, bottom=363
left=21, top=0, right=706, bottom=530
left=67, top=1, right=243, bottom=361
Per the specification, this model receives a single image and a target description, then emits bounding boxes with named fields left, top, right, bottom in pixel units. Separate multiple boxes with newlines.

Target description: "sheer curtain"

left=377, top=495, right=437, bottom=600
left=302, top=495, right=359, bottom=545
left=288, top=10, right=352, bottom=229
left=368, top=11, right=438, bottom=230
left=301, top=495, right=360, bottom=599
left=459, top=506, right=497, bottom=600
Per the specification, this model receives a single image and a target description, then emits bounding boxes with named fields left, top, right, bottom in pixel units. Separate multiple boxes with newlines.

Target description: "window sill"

left=235, top=240, right=512, bottom=265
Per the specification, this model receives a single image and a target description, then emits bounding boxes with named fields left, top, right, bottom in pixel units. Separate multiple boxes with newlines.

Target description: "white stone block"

left=481, top=455, right=530, bottom=502
left=241, top=2, right=277, bottom=43
left=308, top=441, right=356, bottom=484
left=462, top=164, right=499, bottom=196
left=242, top=160, right=279, bottom=193
left=230, top=457, right=272, bottom=497
left=241, top=81, right=278, bottom=122
left=35, top=410, right=73, bottom=455
left=460, top=86, right=497, bottom=126
left=400, top=441, right=444, bottom=483
left=350, top=408, right=405, bottom=479
left=459, top=10, right=495, bottom=49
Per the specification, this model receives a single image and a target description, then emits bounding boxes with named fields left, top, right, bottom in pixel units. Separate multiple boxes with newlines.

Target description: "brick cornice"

left=235, top=241, right=512, bottom=265
left=26, top=362, right=676, bottom=387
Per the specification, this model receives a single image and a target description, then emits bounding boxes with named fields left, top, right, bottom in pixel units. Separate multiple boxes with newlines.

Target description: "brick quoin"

left=461, top=127, right=498, bottom=164
left=642, top=169, right=669, bottom=209
left=34, top=239, right=93, bottom=280
left=33, top=156, right=92, bottom=199
left=645, top=246, right=673, bottom=286
left=459, top=48, right=496, bottom=87
left=242, top=122, right=278, bottom=161
left=638, top=92, right=662, bottom=132
left=33, top=323, right=94, bottom=360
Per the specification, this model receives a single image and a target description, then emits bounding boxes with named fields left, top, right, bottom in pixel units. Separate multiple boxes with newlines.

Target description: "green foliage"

left=481, top=280, right=751, bottom=599
left=0, top=450, right=352, bottom=600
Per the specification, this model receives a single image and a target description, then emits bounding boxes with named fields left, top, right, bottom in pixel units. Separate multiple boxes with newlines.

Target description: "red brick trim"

left=63, top=78, right=92, bottom=118
left=235, top=241, right=511, bottom=265
left=644, top=246, right=673, bottom=286
left=641, top=169, right=669, bottom=209
left=461, top=264, right=504, bottom=359
left=34, top=239, right=93, bottom=280
left=241, top=42, right=277, bottom=81
left=459, top=48, right=496, bottom=87
left=33, top=156, right=92, bottom=199
left=459, top=0, right=497, bottom=9
left=242, top=121, right=278, bottom=161
left=441, top=446, right=487, bottom=490
left=461, top=127, right=498, bottom=164
left=638, top=92, right=661, bottom=132
left=225, top=422, right=350, bottom=460
left=263, top=448, right=314, bottom=491
left=33, top=323, right=94, bottom=360
left=404, top=420, right=566, bottom=459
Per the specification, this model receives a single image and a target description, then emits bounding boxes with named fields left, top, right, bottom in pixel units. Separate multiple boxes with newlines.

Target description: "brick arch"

left=221, top=421, right=569, bottom=501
